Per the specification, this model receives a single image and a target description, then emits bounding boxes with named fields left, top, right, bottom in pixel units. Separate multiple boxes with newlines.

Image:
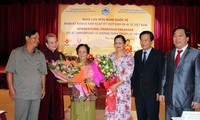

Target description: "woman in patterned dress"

left=105, top=35, right=134, bottom=120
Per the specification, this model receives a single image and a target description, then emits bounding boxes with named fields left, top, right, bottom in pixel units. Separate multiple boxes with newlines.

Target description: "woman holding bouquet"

left=39, top=33, right=65, bottom=120
left=105, top=35, right=134, bottom=120
left=70, top=44, right=97, bottom=120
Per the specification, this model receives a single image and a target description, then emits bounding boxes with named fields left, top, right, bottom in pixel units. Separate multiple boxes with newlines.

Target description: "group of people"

left=5, top=26, right=200, bottom=120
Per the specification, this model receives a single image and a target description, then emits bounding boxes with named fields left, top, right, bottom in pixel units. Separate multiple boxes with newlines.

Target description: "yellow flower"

left=110, top=69, right=113, bottom=72
left=78, top=63, right=83, bottom=66
left=105, top=65, right=109, bottom=69
left=89, top=82, right=95, bottom=87
left=107, top=72, right=110, bottom=76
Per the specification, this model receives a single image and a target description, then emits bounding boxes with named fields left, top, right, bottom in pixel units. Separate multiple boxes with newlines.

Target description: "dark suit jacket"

left=131, top=48, right=165, bottom=98
left=160, top=46, right=200, bottom=107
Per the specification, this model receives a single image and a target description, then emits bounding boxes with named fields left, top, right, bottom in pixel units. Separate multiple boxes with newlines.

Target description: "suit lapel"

left=138, top=50, right=143, bottom=63
left=137, top=50, right=143, bottom=71
left=146, top=48, right=154, bottom=64
left=142, top=48, right=155, bottom=69
left=177, top=46, right=190, bottom=68
left=171, top=49, right=176, bottom=68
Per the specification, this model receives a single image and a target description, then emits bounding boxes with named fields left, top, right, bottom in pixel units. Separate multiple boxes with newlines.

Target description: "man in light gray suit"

left=159, top=26, right=200, bottom=120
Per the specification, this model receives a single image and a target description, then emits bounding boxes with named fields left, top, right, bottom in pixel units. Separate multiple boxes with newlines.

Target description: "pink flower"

left=62, top=65, right=66, bottom=69
left=56, top=66, right=59, bottom=70
left=52, top=62, right=57, bottom=66
left=67, top=74, right=71, bottom=77
left=51, top=60, right=56, bottom=66
left=67, top=67, right=71, bottom=71
left=62, top=71, right=66, bottom=74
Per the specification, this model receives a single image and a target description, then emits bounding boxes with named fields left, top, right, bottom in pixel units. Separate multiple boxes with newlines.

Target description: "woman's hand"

left=110, top=83, right=118, bottom=92
left=86, top=78, right=93, bottom=82
left=110, top=80, right=124, bottom=92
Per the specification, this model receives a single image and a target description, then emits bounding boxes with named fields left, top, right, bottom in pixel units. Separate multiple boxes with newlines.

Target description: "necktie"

left=142, top=51, right=147, bottom=67
left=175, top=50, right=183, bottom=67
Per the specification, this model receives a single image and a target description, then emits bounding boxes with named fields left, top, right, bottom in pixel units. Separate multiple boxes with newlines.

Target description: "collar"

left=22, top=45, right=39, bottom=55
left=176, top=44, right=188, bottom=53
left=143, top=47, right=152, bottom=55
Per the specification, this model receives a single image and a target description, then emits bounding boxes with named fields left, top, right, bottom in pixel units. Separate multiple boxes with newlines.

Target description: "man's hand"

left=9, top=87, right=16, bottom=101
left=41, top=87, right=45, bottom=99
left=159, top=95, right=165, bottom=103
left=41, top=75, right=46, bottom=99
left=7, top=72, right=16, bottom=101
left=191, top=102, right=200, bottom=109
left=156, top=93, right=159, bottom=101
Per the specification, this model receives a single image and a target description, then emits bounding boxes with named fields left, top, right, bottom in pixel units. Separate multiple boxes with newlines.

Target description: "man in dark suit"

left=159, top=26, right=200, bottom=120
left=131, top=31, right=165, bottom=120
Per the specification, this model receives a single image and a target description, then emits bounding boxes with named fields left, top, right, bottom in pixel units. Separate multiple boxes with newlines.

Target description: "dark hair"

left=172, top=26, right=190, bottom=37
left=76, top=44, right=90, bottom=54
left=126, top=39, right=130, bottom=42
left=24, top=29, right=38, bottom=38
left=139, top=31, right=154, bottom=41
left=114, top=35, right=126, bottom=44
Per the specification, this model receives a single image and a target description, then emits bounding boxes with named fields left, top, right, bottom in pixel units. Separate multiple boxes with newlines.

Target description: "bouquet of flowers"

left=47, top=59, right=92, bottom=97
left=96, top=55, right=119, bottom=89
left=47, top=57, right=104, bottom=100
left=96, top=55, right=116, bottom=80
left=96, top=55, right=119, bottom=112
left=48, top=60, right=80, bottom=81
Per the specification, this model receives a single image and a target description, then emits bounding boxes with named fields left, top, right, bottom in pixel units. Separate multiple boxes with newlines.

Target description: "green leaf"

left=48, top=64, right=56, bottom=70
left=57, top=80, right=67, bottom=83
left=59, top=54, right=64, bottom=60
left=68, top=83, right=73, bottom=87
left=108, top=58, right=114, bottom=68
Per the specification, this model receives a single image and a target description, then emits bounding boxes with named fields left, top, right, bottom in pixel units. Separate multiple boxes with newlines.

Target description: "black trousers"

left=135, top=94, right=159, bottom=120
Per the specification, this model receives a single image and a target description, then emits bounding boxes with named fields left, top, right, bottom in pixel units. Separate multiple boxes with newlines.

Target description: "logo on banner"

left=101, top=7, right=110, bottom=16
